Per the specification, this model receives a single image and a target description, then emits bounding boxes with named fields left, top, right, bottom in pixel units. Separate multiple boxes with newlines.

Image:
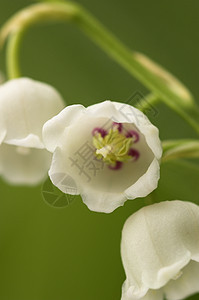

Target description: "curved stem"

left=1, top=2, right=199, bottom=133
left=0, top=2, right=78, bottom=48
left=6, top=29, right=25, bottom=79
left=76, top=7, right=199, bottom=134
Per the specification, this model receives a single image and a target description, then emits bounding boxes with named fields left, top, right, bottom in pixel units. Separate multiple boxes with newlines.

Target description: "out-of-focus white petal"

left=5, top=134, right=44, bottom=149
left=0, top=77, right=65, bottom=148
left=0, top=77, right=65, bottom=185
left=0, top=144, right=52, bottom=185
left=43, top=104, right=85, bottom=152
left=164, top=261, right=199, bottom=300
left=121, top=201, right=199, bottom=299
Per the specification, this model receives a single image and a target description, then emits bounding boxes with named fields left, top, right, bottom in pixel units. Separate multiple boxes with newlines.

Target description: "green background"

left=0, top=0, right=199, bottom=299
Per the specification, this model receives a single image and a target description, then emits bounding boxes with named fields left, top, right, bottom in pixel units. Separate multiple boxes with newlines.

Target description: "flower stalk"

left=6, top=29, right=23, bottom=79
left=162, top=139, right=199, bottom=162
left=1, top=2, right=199, bottom=133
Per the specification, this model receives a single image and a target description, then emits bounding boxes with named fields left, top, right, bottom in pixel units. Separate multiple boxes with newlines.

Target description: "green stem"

left=76, top=7, right=199, bottom=133
left=162, top=139, right=199, bottom=162
left=1, top=2, right=199, bottom=133
left=6, top=29, right=24, bottom=79
left=135, top=93, right=160, bottom=113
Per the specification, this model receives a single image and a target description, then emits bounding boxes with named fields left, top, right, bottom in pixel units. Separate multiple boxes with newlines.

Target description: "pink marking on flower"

left=112, top=122, right=123, bottom=133
left=108, top=161, right=123, bottom=170
left=126, top=130, right=139, bottom=143
left=92, top=127, right=107, bottom=138
left=128, top=148, right=140, bottom=161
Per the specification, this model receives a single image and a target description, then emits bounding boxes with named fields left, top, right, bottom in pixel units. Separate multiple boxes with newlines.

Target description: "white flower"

left=121, top=200, right=199, bottom=300
left=0, top=77, right=65, bottom=185
left=43, top=101, right=162, bottom=213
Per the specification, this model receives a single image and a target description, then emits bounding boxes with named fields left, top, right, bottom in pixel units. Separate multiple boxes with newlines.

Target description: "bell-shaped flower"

left=43, top=101, right=162, bottom=213
left=121, top=200, right=199, bottom=300
left=0, top=77, right=65, bottom=184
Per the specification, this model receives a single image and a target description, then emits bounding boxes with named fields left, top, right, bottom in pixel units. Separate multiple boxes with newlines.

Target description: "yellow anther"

left=93, top=128, right=133, bottom=165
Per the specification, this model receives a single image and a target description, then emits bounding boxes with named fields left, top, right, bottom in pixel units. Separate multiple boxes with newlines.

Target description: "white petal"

left=122, top=283, right=163, bottom=300
left=86, top=100, right=123, bottom=120
left=43, top=104, right=85, bottom=152
left=164, top=260, right=199, bottom=300
left=121, top=201, right=199, bottom=299
left=124, top=158, right=160, bottom=199
left=121, top=280, right=148, bottom=300
left=48, top=140, right=128, bottom=213
left=140, top=290, right=163, bottom=300
left=122, top=281, right=164, bottom=300
left=81, top=187, right=126, bottom=213
left=0, top=77, right=65, bottom=148
left=49, top=147, right=79, bottom=195
left=59, top=117, right=154, bottom=191
left=0, top=143, right=52, bottom=185
left=5, top=134, right=44, bottom=148
left=112, top=101, right=162, bottom=159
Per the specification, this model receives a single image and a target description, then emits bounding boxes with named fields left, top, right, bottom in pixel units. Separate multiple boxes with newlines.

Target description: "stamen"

left=126, top=130, right=139, bottom=143
left=112, top=122, right=123, bottom=132
left=108, top=161, right=123, bottom=170
left=128, top=148, right=140, bottom=161
left=92, top=127, right=107, bottom=138
left=92, top=122, right=140, bottom=170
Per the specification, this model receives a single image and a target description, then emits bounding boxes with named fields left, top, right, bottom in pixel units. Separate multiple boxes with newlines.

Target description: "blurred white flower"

left=0, top=77, right=65, bottom=185
left=121, top=200, right=199, bottom=300
left=43, top=101, right=162, bottom=213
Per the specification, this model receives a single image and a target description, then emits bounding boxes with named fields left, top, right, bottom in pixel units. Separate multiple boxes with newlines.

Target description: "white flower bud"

left=121, top=200, right=199, bottom=300
left=0, top=77, right=65, bottom=184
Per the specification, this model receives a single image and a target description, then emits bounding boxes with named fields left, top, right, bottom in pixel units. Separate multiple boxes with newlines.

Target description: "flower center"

left=92, top=123, right=140, bottom=170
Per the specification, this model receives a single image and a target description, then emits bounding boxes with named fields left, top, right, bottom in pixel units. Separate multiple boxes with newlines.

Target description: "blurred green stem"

left=1, top=2, right=199, bottom=133
left=162, top=139, right=199, bottom=162
left=6, top=29, right=24, bottom=79
left=135, top=93, right=160, bottom=113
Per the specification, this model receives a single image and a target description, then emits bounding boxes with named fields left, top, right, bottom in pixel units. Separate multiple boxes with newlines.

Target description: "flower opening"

left=92, top=122, right=140, bottom=170
left=43, top=101, right=162, bottom=213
